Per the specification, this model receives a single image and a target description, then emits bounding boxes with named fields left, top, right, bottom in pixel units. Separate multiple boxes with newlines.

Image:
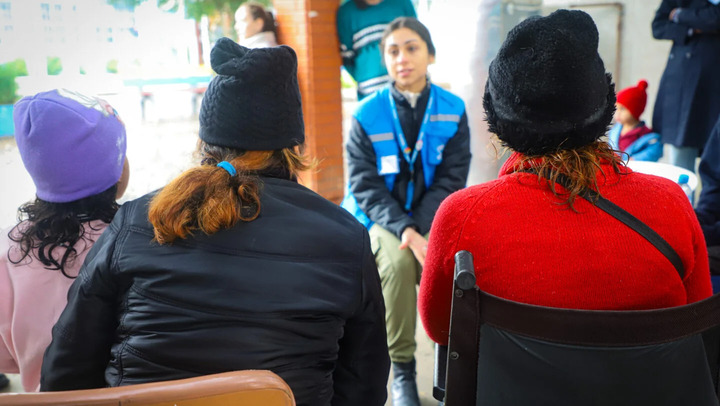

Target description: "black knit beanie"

left=199, top=37, right=305, bottom=150
left=483, top=9, right=616, bottom=156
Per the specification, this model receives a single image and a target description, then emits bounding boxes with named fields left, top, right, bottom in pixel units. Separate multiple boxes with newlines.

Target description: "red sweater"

left=419, top=153, right=713, bottom=345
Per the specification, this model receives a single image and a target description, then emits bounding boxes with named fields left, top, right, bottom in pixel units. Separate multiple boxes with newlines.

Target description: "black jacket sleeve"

left=331, top=230, right=390, bottom=405
left=40, top=207, right=126, bottom=391
left=696, top=119, right=720, bottom=246
left=412, top=112, right=472, bottom=235
left=347, top=116, right=418, bottom=237
left=676, top=4, right=720, bottom=31
left=652, top=0, right=692, bottom=43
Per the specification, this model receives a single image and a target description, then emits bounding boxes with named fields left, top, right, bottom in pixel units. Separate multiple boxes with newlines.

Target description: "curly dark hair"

left=7, top=185, right=119, bottom=278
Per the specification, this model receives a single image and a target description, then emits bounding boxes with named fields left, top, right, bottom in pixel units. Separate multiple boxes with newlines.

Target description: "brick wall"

left=275, top=0, right=345, bottom=204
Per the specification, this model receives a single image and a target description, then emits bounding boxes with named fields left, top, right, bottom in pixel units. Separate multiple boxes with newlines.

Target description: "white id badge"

left=379, top=155, right=400, bottom=175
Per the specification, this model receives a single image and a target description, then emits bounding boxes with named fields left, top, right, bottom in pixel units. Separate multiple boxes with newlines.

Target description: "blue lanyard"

left=388, top=85, right=434, bottom=211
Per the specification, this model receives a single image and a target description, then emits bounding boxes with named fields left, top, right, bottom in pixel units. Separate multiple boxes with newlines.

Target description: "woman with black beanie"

left=40, top=38, right=389, bottom=406
left=420, top=9, right=714, bottom=403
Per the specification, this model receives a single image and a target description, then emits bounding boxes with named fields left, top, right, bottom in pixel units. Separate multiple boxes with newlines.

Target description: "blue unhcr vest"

left=341, top=84, right=466, bottom=229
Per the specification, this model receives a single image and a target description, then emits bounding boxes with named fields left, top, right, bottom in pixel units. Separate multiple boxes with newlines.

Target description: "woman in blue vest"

left=341, top=17, right=471, bottom=406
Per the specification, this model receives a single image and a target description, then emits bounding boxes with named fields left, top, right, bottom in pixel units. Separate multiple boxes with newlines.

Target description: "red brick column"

left=275, top=0, right=344, bottom=204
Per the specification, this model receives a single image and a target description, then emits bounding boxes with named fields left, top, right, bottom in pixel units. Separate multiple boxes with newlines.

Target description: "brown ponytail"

left=148, top=142, right=313, bottom=244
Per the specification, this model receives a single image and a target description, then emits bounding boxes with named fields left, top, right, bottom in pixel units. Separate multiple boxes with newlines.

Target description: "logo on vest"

left=436, top=144, right=445, bottom=160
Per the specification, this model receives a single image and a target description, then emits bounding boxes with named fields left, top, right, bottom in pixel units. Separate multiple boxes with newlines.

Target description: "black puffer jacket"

left=40, top=176, right=389, bottom=406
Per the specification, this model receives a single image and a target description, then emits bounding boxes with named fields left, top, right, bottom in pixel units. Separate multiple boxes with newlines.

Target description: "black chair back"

left=436, top=251, right=720, bottom=406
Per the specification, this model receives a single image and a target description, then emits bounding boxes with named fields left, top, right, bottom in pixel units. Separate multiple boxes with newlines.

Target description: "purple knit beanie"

left=13, top=89, right=127, bottom=203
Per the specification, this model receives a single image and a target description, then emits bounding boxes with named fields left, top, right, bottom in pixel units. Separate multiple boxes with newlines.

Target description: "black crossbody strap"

left=524, top=171, right=685, bottom=279
left=581, top=185, right=685, bottom=279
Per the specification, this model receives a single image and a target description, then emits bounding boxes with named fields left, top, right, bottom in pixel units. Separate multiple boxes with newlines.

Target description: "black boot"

left=392, top=358, right=420, bottom=406
left=0, top=373, right=9, bottom=390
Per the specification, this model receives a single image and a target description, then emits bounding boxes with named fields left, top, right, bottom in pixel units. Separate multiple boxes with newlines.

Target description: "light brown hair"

left=510, top=140, right=625, bottom=210
left=148, top=141, right=313, bottom=244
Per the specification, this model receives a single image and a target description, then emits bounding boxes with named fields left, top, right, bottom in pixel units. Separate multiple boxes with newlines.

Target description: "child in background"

left=0, top=89, right=129, bottom=392
left=608, top=80, right=662, bottom=161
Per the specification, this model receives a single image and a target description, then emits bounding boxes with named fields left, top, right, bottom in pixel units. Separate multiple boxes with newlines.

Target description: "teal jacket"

left=337, top=0, right=416, bottom=99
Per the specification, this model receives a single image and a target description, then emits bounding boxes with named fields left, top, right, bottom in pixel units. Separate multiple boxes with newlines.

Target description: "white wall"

left=425, top=0, right=673, bottom=185
left=424, top=0, right=538, bottom=185
left=543, top=0, right=671, bottom=124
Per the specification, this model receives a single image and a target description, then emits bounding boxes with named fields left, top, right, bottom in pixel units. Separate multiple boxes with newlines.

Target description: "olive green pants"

left=369, top=224, right=423, bottom=364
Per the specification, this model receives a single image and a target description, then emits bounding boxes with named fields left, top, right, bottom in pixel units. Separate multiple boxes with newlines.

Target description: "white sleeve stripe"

left=353, top=32, right=384, bottom=51
left=352, top=24, right=388, bottom=42
left=358, top=75, right=391, bottom=90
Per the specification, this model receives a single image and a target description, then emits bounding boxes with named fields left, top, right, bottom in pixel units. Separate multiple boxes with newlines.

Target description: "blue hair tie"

left=216, top=161, right=237, bottom=176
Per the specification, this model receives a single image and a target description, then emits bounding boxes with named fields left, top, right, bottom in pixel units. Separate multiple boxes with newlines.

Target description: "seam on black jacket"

left=126, top=225, right=359, bottom=264
left=128, top=285, right=344, bottom=319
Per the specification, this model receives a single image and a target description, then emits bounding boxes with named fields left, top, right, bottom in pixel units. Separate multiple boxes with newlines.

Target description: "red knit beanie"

left=616, top=80, right=648, bottom=120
